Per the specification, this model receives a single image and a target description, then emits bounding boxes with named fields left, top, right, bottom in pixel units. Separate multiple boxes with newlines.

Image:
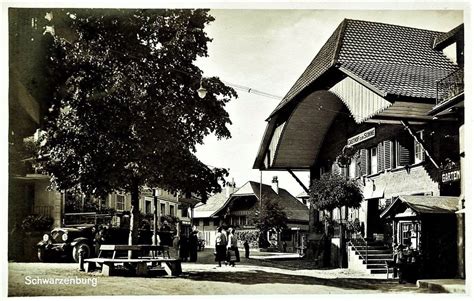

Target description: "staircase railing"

left=348, top=232, right=368, bottom=263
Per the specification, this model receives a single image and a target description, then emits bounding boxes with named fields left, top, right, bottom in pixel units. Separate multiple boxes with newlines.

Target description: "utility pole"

left=153, top=189, right=158, bottom=246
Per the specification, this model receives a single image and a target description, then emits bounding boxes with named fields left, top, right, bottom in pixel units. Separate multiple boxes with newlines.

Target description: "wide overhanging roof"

left=254, top=19, right=460, bottom=171
left=254, top=91, right=342, bottom=170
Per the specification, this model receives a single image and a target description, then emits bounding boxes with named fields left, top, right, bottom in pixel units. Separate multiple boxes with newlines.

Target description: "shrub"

left=21, top=215, right=54, bottom=231
left=235, top=229, right=259, bottom=248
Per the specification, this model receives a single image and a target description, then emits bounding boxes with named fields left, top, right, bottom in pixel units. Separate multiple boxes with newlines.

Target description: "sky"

left=193, top=8, right=464, bottom=196
left=0, top=2, right=466, bottom=198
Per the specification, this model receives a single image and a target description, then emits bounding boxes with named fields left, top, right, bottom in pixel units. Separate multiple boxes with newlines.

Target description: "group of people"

left=177, top=230, right=199, bottom=262
left=392, top=242, right=420, bottom=284
left=215, top=227, right=249, bottom=267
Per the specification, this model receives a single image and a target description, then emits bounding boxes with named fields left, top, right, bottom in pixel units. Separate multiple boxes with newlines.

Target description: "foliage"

left=345, top=218, right=362, bottom=233
left=235, top=229, right=259, bottom=248
left=313, top=220, right=325, bottom=234
left=39, top=9, right=235, bottom=200
left=309, top=173, right=363, bottom=214
left=37, top=9, right=237, bottom=242
left=160, top=215, right=180, bottom=226
left=251, top=198, right=288, bottom=233
left=21, top=215, right=54, bottom=231
left=9, top=136, right=40, bottom=176
left=64, top=192, right=115, bottom=214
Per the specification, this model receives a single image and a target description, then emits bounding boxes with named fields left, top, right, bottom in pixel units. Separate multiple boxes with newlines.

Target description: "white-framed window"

left=116, top=195, right=125, bottom=211
left=399, top=221, right=421, bottom=249
left=160, top=203, right=166, bottom=215
left=349, top=157, right=356, bottom=179
left=169, top=205, right=175, bottom=216
left=370, top=147, right=377, bottom=174
left=414, top=130, right=425, bottom=163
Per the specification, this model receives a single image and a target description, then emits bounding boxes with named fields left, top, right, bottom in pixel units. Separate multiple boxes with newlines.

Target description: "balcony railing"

left=436, top=68, right=464, bottom=105
left=33, top=205, right=53, bottom=217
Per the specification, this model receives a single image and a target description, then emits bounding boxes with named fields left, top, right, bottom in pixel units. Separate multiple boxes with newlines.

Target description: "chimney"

left=271, top=176, right=279, bottom=194
left=225, top=178, right=236, bottom=198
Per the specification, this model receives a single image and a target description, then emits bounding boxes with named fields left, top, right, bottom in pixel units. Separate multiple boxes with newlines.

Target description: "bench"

left=84, top=244, right=180, bottom=277
left=97, top=244, right=170, bottom=259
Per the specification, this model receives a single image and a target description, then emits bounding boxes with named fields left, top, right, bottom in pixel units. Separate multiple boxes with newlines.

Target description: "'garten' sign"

left=347, top=128, right=375, bottom=146
left=441, top=169, right=461, bottom=183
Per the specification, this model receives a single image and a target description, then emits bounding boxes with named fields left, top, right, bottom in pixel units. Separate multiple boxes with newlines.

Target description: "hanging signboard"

left=441, top=169, right=461, bottom=183
left=347, top=127, right=376, bottom=146
left=440, top=160, right=461, bottom=183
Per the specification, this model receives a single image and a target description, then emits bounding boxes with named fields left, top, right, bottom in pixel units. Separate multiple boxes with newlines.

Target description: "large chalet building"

left=194, top=178, right=309, bottom=251
left=253, top=19, right=464, bottom=278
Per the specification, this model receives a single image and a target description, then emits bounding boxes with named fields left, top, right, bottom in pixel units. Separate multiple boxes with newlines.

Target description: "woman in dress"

left=227, top=228, right=240, bottom=267
left=215, top=227, right=227, bottom=267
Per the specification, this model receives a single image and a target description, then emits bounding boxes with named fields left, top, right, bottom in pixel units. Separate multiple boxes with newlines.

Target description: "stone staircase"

left=348, top=239, right=394, bottom=275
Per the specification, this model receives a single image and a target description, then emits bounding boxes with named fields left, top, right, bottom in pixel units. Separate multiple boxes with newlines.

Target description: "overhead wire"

left=75, top=45, right=366, bottom=121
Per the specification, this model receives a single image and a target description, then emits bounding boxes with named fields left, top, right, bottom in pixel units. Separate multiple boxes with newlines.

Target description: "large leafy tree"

left=251, top=198, right=288, bottom=247
left=309, top=173, right=362, bottom=214
left=309, top=172, right=363, bottom=267
left=38, top=9, right=237, bottom=245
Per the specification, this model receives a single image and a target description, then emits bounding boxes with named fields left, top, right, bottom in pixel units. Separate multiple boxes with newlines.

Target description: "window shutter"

left=359, top=149, right=368, bottom=176
left=377, top=142, right=384, bottom=172
left=396, top=137, right=412, bottom=166
left=355, top=150, right=362, bottom=178
left=384, top=140, right=393, bottom=170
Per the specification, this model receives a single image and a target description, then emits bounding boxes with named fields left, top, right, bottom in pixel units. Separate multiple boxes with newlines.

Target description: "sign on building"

left=441, top=169, right=461, bottom=183
left=347, top=127, right=376, bottom=146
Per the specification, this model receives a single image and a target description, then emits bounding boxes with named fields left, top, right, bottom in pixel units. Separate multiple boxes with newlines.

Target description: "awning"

left=12, top=174, right=50, bottom=182
left=380, top=195, right=459, bottom=219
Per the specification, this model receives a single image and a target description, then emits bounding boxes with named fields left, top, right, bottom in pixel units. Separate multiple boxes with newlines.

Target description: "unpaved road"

left=8, top=248, right=425, bottom=296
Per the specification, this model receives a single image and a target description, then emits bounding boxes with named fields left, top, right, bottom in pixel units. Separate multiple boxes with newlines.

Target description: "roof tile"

left=270, top=19, right=460, bottom=117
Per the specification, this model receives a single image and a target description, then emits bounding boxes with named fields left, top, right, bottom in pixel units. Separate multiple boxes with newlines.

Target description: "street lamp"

left=197, top=79, right=207, bottom=98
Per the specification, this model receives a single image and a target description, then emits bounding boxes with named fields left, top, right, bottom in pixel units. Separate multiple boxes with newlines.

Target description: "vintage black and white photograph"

left=2, top=0, right=470, bottom=298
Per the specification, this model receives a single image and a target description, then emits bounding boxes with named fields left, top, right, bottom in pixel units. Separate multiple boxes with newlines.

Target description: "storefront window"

left=399, top=221, right=421, bottom=249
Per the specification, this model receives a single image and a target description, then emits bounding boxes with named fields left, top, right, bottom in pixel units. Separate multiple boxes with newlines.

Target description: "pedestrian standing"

left=227, top=228, right=240, bottom=267
left=215, top=227, right=227, bottom=267
left=179, top=234, right=189, bottom=262
left=189, top=230, right=198, bottom=262
left=395, top=244, right=406, bottom=283
left=243, top=240, right=250, bottom=259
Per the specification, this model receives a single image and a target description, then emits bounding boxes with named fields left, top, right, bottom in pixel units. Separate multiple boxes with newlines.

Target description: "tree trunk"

left=338, top=206, right=345, bottom=268
left=128, top=180, right=140, bottom=259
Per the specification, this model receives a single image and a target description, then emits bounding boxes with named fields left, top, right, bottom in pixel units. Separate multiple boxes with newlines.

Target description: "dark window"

left=145, top=200, right=151, bottom=214
left=203, top=219, right=209, bottom=226
left=169, top=205, right=175, bottom=216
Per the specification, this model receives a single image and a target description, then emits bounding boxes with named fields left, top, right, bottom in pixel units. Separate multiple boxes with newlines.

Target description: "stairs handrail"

left=348, top=232, right=368, bottom=263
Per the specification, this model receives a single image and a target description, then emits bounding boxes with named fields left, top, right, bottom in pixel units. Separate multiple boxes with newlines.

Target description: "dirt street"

left=8, top=248, right=426, bottom=296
